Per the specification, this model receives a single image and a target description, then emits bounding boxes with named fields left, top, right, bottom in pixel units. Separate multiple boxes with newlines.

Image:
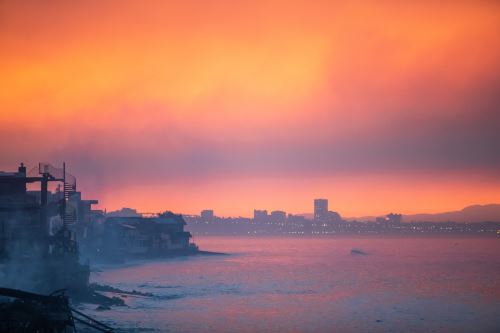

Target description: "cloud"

left=1, top=0, right=500, bottom=214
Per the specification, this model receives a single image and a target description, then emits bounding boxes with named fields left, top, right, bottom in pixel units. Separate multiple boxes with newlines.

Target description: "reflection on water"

left=83, top=236, right=500, bottom=332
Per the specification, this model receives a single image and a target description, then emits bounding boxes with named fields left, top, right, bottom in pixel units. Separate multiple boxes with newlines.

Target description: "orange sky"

left=1, top=1, right=500, bottom=217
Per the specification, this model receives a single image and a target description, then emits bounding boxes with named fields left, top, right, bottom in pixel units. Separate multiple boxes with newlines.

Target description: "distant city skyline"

left=106, top=201, right=500, bottom=223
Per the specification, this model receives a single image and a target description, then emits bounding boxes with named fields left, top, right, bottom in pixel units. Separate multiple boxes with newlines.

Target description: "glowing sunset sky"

left=1, top=1, right=499, bottom=217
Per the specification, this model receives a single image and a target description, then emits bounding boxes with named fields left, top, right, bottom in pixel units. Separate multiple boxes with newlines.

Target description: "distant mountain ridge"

left=403, top=204, right=500, bottom=223
left=347, top=204, right=500, bottom=223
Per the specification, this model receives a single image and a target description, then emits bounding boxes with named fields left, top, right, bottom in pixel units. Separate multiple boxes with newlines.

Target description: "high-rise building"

left=254, top=209, right=268, bottom=223
left=200, top=210, right=214, bottom=220
left=386, top=213, right=402, bottom=224
left=270, top=210, right=286, bottom=224
left=314, top=199, right=328, bottom=221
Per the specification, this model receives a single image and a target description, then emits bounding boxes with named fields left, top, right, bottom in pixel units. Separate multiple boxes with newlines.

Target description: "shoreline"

left=190, top=233, right=500, bottom=239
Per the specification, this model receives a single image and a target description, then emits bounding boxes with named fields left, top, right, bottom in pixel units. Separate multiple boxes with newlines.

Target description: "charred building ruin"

left=0, top=163, right=90, bottom=295
left=1, top=162, right=199, bottom=271
left=89, top=211, right=197, bottom=261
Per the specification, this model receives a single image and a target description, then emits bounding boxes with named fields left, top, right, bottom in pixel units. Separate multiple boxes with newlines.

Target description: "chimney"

left=18, top=162, right=26, bottom=176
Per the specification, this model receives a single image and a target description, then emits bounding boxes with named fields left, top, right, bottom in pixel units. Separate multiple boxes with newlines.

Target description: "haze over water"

left=87, top=236, right=500, bottom=332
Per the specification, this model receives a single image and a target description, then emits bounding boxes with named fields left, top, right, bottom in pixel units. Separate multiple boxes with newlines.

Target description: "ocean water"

left=83, top=236, right=500, bottom=333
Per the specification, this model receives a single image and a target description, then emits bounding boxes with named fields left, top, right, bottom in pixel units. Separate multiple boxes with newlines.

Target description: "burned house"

left=0, top=163, right=90, bottom=295
left=1, top=162, right=199, bottom=268
left=90, top=211, right=197, bottom=261
left=0, top=163, right=41, bottom=261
